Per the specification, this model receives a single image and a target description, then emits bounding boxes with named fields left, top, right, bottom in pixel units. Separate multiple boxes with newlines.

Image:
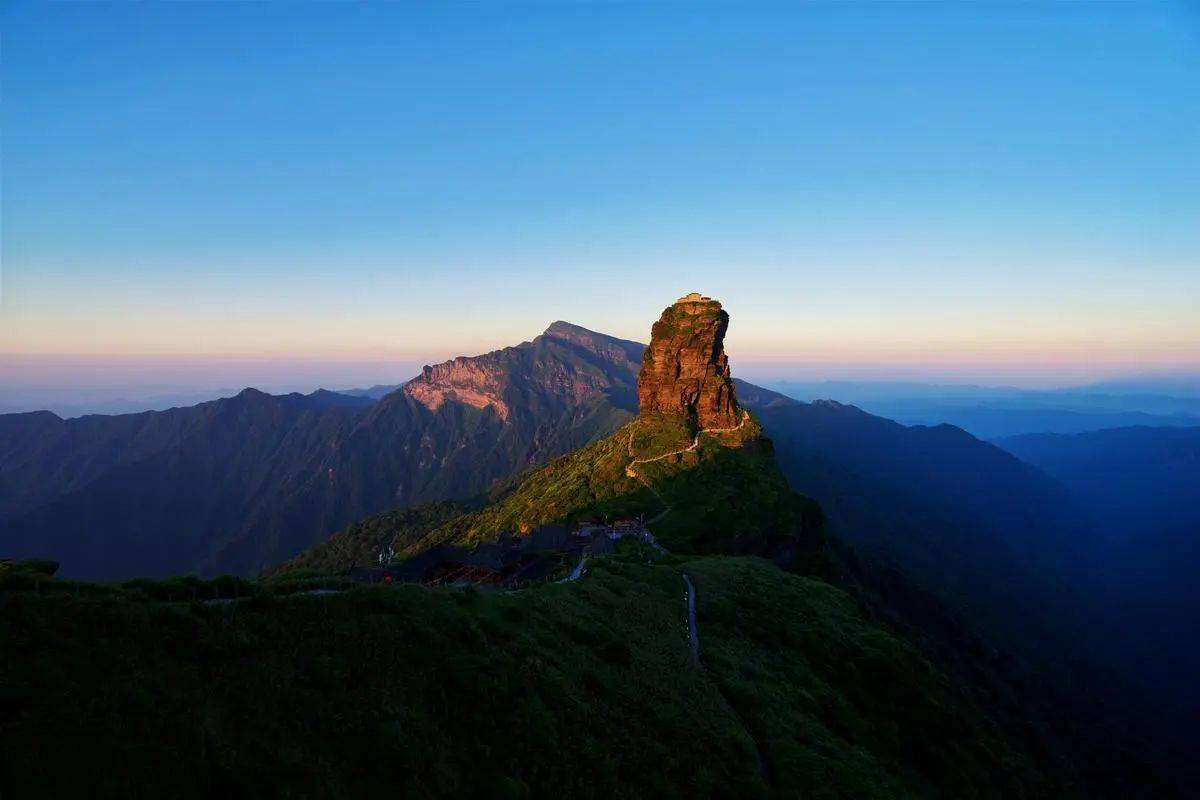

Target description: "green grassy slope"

left=0, top=554, right=1070, bottom=798
left=686, top=558, right=1066, bottom=799
left=380, top=412, right=824, bottom=565
left=270, top=500, right=472, bottom=577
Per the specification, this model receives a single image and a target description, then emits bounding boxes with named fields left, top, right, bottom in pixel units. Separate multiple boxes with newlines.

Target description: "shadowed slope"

left=0, top=555, right=1074, bottom=798
left=402, top=411, right=824, bottom=567
left=0, top=323, right=645, bottom=578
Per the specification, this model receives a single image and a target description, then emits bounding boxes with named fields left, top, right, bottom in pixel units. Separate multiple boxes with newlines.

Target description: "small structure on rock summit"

left=639, top=292, right=741, bottom=428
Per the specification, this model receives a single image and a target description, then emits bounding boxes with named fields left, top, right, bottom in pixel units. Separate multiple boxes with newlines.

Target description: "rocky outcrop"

left=637, top=293, right=741, bottom=428
left=403, top=357, right=511, bottom=420
left=402, top=322, right=644, bottom=422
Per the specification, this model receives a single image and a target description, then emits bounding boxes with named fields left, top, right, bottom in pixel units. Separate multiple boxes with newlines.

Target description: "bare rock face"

left=403, top=357, right=511, bottom=420
left=401, top=321, right=644, bottom=423
left=637, top=293, right=741, bottom=428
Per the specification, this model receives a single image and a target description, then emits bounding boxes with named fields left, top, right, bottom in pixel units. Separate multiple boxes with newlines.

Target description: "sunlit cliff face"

left=637, top=294, right=741, bottom=428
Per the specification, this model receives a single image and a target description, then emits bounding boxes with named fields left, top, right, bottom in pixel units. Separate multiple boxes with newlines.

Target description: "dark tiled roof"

left=395, top=545, right=467, bottom=581
left=464, top=543, right=507, bottom=570
left=523, top=525, right=570, bottom=552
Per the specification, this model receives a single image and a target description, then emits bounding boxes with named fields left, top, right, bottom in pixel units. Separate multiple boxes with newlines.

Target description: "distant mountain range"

left=749, top=399, right=1093, bottom=654
left=763, top=379, right=1200, bottom=438
left=0, top=323, right=1138, bottom=631
left=996, top=426, right=1200, bottom=760
left=0, top=389, right=244, bottom=419
left=0, top=322, right=643, bottom=578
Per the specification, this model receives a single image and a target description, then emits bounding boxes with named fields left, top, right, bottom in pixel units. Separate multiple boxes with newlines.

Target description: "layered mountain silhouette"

left=339, top=292, right=826, bottom=567
left=284, top=298, right=1095, bottom=662
left=751, top=399, right=1094, bottom=652
left=0, top=310, right=1095, bottom=609
left=997, top=426, right=1200, bottom=764
left=2, top=295, right=1187, bottom=795
left=275, top=298, right=834, bottom=578
left=0, top=322, right=643, bottom=578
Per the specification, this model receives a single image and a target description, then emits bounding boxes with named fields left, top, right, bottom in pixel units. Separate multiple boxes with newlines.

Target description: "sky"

left=2, top=1, right=1198, bottom=404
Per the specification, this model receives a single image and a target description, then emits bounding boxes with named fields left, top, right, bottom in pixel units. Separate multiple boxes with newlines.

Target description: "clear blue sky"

left=2, top=1, right=1198, bottom=395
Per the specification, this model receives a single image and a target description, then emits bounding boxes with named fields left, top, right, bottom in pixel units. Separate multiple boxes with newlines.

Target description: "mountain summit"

left=402, top=321, right=643, bottom=423
left=319, top=293, right=825, bottom=565
left=638, top=292, right=741, bottom=428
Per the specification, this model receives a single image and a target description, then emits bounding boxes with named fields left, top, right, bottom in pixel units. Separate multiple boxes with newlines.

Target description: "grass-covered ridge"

left=402, top=411, right=824, bottom=563
left=0, top=554, right=1070, bottom=798
left=687, top=558, right=1064, bottom=798
left=272, top=500, right=471, bottom=577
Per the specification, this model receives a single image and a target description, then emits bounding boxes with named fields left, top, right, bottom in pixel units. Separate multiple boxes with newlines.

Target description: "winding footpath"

left=681, top=573, right=700, bottom=663
left=200, top=587, right=345, bottom=606
left=559, top=554, right=588, bottom=583
left=682, top=570, right=772, bottom=786
left=624, top=411, right=750, bottom=524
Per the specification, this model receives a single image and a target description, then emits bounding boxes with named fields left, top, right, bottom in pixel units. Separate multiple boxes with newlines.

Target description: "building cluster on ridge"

left=352, top=519, right=653, bottom=589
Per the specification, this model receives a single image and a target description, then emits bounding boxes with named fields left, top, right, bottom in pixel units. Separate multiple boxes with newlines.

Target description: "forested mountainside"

left=996, top=426, right=1200, bottom=773
left=0, top=323, right=643, bottom=578
left=746, top=407, right=1196, bottom=789
left=750, top=399, right=1092, bottom=654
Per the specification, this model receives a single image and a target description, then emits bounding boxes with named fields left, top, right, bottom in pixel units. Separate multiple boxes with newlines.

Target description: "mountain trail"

left=681, top=570, right=773, bottom=788
left=682, top=573, right=700, bottom=663
left=624, top=411, right=749, bottom=523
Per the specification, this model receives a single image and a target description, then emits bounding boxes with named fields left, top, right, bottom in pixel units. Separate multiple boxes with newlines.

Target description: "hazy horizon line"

left=2, top=349, right=1198, bottom=408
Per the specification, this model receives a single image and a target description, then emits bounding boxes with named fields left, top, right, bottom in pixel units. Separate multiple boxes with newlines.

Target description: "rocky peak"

left=400, top=322, right=645, bottom=423
left=540, top=321, right=643, bottom=367
left=637, top=293, right=741, bottom=428
left=541, top=320, right=596, bottom=343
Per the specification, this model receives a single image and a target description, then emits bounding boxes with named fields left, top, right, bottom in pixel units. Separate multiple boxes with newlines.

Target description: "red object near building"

left=384, top=573, right=393, bottom=585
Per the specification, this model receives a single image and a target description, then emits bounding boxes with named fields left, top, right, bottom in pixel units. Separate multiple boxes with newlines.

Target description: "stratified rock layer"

left=637, top=293, right=741, bottom=428
left=404, top=357, right=511, bottom=420
left=402, top=321, right=644, bottom=423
